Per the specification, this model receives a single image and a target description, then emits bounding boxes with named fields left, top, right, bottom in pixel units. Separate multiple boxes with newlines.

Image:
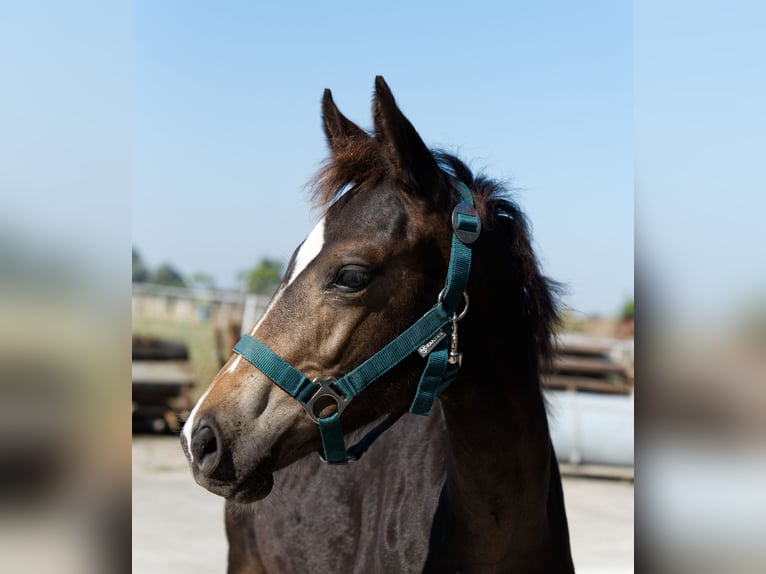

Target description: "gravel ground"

left=132, top=435, right=633, bottom=573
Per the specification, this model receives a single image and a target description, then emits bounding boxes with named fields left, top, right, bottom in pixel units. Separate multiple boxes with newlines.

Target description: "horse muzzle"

left=181, top=413, right=275, bottom=503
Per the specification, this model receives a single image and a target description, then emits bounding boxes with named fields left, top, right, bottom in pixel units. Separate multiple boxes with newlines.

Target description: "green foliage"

left=151, top=263, right=186, bottom=288
left=132, top=247, right=149, bottom=283
left=245, top=258, right=284, bottom=295
left=189, top=271, right=216, bottom=289
left=620, top=298, right=634, bottom=320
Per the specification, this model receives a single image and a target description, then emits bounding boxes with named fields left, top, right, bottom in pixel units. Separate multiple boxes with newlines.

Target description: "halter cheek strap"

left=232, top=181, right=480, bottom=465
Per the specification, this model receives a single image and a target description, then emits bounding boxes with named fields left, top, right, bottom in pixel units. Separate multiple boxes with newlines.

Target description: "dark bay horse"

left=182, top=77, right=574, bottom=573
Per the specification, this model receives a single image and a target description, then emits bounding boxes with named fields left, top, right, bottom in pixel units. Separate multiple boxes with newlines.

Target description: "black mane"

left=434, top=151, right=562, bottom=364
left=310, top=144, right=561, bottom=366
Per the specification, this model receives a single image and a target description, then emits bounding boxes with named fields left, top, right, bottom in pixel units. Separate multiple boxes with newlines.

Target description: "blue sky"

left=3, top=1, right=763, bottom=321
left=636, top=0, right=766, bottom=323
left=132, top=1, right=633, bottom=316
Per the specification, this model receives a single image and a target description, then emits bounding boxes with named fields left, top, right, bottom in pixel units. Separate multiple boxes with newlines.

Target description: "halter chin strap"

left=233, top=181, right=480, bottom=464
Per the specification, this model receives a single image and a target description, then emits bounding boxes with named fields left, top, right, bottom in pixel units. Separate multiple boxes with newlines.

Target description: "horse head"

left=182, top=77, right=466, bottom=503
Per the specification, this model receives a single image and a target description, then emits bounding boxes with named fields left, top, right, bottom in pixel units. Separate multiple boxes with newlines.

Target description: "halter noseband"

left=232, top=181, right=480, bottom=464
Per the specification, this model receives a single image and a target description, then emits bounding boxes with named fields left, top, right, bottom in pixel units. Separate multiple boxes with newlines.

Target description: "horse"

left=181, top=76, right=574, bottom=573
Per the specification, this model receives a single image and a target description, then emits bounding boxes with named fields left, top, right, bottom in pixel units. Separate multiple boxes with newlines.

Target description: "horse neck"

left=434, top=261, right=573, bottom=570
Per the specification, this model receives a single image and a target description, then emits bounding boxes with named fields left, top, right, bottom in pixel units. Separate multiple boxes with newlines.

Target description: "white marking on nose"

left=249, top=290, right=284, bottom=336
left=184, top=217, right=326, bottom=458
left=182, top=386, right=213, bottom=463
left=227, top=354, right=243, bottom=373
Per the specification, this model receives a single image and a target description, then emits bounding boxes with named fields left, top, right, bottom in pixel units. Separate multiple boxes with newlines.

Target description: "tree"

left=189, top=271, right=216, bottom=290
left=244, top=258, right=284, bottom=295
left=620, top=298, right=634, bottom=320
left=151, top=263, right=186, bottom=288
left=132, top=247, right=149, bottom=283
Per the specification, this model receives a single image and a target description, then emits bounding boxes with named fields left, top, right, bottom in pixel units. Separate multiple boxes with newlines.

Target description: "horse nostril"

left=191, top=421, right=222, bottom=477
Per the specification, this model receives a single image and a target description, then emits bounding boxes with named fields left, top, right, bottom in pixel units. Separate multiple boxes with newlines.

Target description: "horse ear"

left=372, top=76, right=443, bottom=199
left=322, top=88, right=369, bottom=153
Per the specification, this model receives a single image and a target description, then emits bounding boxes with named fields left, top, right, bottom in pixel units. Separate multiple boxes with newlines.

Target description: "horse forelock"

left=308, top=136, right=389, bottom=212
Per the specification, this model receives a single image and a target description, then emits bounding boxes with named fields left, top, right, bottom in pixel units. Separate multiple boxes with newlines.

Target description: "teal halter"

left=233, top=181, right=480, bottom=465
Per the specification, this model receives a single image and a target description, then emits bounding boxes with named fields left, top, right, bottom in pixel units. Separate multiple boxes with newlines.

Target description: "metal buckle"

left=302, top=376, right=350, bottom=423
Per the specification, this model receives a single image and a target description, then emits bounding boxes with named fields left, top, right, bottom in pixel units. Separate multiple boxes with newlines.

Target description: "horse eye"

left=333, top=266, right=371, bottom=292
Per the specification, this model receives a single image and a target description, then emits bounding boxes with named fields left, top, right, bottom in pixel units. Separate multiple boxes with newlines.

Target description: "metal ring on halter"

left=437, top=289, right=469, bottom=321
left=302, top=376, right=350, bottom=423
left=318, top=450, right=359, bottom=464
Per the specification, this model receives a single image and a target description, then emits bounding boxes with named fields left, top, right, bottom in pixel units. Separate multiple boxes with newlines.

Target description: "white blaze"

left=182, top=217, right=327, bottom=459
left=287, top=217, right=326, bottom=287
left=182, top=386, right=211, bottom=462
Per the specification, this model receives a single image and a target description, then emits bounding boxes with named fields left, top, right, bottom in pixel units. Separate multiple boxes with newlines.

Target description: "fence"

left=132, top=283, right=270, bottom=326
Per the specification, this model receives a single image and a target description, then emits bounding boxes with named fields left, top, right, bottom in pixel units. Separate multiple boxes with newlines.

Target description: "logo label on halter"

left=417, top=329, right=447, bottom=358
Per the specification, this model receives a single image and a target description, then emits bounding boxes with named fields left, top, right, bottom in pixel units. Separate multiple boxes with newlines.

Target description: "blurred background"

left=1, top=0, right=764, bottom=573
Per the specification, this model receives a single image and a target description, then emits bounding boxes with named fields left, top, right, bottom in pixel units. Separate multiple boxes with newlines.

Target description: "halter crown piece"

left=233, top=180, right=480, bottom=464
